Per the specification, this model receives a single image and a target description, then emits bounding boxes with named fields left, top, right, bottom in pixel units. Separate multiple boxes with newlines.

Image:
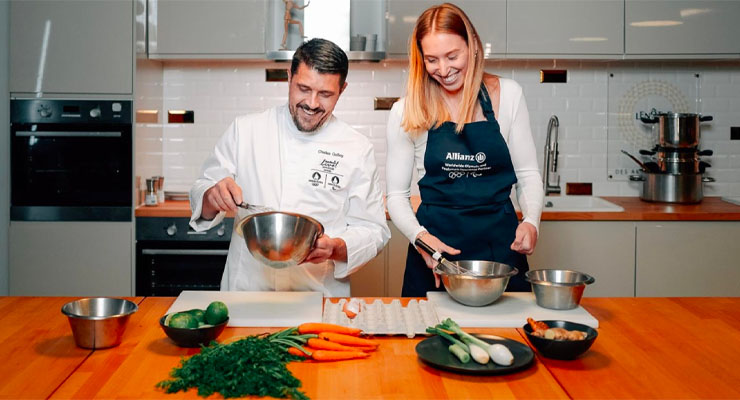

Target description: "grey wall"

left=1, top=0, right=9, bottom=295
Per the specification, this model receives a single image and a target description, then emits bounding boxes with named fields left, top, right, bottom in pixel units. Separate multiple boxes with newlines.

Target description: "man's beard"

left=290, top=103, right=328, bottom=133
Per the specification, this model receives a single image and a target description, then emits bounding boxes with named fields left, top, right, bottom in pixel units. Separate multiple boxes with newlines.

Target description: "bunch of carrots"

left=268, top=322, right=378, bottom=362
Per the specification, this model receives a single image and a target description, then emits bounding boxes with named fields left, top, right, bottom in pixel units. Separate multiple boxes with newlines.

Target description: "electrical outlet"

left=540, top=70, right=567, bottom=83
left=731, top=127, right=740, bottom=140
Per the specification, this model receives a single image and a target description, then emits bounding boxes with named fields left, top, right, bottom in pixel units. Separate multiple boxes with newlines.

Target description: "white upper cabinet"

left=148, top=0, right=267, bottom=58
left=387, top=0, right=506, bottom=57
left=507, top=0, right=623, bottom=55
left=625, top=0, right=740, bottom=55
left=10, top=0, right=133, bottom=95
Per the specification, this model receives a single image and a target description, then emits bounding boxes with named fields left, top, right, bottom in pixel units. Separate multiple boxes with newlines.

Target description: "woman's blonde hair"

left=402, top=3, right=485, bottom=136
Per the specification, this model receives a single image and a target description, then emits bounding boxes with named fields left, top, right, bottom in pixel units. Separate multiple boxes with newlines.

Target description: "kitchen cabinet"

left=9, top=221, right=133, bottom=296
left=625, top=0, right=740, bottom=55
left=386, top=0, right=506, bottom=57
left=507, top=0, right=623, bottom=56
left=9, top=0, right=133, bottom=95
left=148, top=0, right=267, bottom=58
left=528, top=221, right=636, bottom=297
left=635, top=221, right=740, bottom=296
left=350, top=222, right=407, bottom=297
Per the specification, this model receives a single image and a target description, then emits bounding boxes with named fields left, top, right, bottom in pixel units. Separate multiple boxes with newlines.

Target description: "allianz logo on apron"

left=308, top=149, right=344, bottom=190
left=444, top=151, right=492, bottom=179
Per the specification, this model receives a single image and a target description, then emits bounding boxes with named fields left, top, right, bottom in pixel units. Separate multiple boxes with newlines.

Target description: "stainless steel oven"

left=10, top=99, right=132, bottom=221
left=136, top=217, right=233, bottom=296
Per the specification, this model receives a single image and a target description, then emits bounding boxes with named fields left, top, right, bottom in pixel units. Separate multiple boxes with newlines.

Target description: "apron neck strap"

left=477, top=83, right=496, bottom=122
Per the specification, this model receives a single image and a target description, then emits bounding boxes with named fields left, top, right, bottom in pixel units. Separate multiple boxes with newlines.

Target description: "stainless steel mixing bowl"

left=434, top=261, right=518, bottom=307
left=525, top=269, right=595, bottom=310
left=240, top=211, right=324, bottom=269
left=61, top=297, right=138, bottom=349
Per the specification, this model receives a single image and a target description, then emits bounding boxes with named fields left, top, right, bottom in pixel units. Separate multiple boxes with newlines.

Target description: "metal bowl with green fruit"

left=160, top=301, right=230, bottom=347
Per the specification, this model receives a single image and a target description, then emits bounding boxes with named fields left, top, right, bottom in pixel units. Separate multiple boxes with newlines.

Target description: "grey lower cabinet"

left=9, top=222, right=133, bottom=296
left=148, top=0, right=267, bottom=58
left=507, top=0, right=623, bottom=55
left=350, top=222, right=408, bottom=297
left=9, top=0, right=133, bottom=94
left=528, top=221, right=636, bottom=297
left=635, top=221, right=740, bottom=297
left=386, top=0, right=506, bottom=57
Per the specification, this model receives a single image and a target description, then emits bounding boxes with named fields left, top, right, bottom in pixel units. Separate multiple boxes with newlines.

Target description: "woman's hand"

left=415, top=231, right=460, bottom=288
left=202, top=177, right=243, bottom=220
left=303, top=235, right=347, bottom=264
left=510, top=222, right=538, bottom=255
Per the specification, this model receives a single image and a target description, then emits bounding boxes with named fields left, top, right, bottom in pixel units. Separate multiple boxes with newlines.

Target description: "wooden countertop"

left=136, top=197, right=740, bottom=221
left=3, top=296, right=740, bottom=399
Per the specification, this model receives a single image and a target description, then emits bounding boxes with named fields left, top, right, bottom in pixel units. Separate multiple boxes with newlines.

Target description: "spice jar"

left=157, top=176, right=165, bottom=203
left=145, top=179, right=158, bottom=206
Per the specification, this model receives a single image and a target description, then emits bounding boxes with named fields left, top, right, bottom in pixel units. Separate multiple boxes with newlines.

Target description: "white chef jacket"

left=386, top=77, right=545, bottom=244
left=190, top=104, right=390, bottom=297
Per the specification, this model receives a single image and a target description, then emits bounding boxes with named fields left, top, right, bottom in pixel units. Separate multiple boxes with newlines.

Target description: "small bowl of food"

left=525, top=269, right=595, bottom=310
left=522, top=318, right=598, bottom=360
left=160, top=301, right=230, bottom=347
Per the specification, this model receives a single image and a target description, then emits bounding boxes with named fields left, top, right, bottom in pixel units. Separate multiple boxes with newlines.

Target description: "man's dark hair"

left=290, top=38, right=349, bottom=86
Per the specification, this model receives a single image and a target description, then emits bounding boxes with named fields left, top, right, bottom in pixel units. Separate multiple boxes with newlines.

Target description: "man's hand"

left=302, top=235, right=347, bottom=264
left=201, top=177, right=243, bottom=220
left=415, top=231, right=460, bottom=288
left=510, top=222, right=538, bottom=255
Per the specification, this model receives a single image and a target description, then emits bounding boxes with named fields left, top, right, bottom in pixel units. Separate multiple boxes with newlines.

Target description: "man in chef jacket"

left=189, top=38, right=391, bottom=297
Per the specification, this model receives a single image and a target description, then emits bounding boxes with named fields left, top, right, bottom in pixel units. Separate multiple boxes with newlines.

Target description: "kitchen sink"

left=541, top=196, right=624, bottom=212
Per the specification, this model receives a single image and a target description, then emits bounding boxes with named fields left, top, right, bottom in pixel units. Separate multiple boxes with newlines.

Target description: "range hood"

left=266, top=0, right=385, bottom=62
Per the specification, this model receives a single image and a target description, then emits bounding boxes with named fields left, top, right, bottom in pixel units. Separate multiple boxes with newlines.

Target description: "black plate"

left=415, top=335, right=534, bottom=375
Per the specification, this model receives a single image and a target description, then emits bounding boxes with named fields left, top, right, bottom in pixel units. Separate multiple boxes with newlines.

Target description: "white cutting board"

left=427, top=292, right=599, bottom=328
left=166, top=291, right=324, bottom=327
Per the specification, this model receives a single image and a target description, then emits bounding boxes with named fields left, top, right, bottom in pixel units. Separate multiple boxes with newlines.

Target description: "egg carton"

left=322, top=298, right=440, bottom=338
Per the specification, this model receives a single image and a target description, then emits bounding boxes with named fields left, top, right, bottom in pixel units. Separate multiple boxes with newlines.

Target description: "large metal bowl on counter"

left=434, top=261, right=518, bottom=307
left=239, top=211, right=324, bottom=269
left=61, top=297, right=138, bottom=349
left=525, top=269, right=595, bottom=310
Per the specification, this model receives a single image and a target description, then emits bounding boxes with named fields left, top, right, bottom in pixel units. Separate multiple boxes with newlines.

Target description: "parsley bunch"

left=157, top=335, right=308, bottom=399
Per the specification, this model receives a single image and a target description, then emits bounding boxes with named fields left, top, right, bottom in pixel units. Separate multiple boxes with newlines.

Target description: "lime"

left=186, top=308, right=206, bottom=324
left=168, top=312, right=199, bottom=329
left=205, top=301, right=229, bottom=325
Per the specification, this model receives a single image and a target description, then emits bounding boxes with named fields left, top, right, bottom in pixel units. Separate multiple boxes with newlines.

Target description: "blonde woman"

left=386, top=3, right=544, bottom=296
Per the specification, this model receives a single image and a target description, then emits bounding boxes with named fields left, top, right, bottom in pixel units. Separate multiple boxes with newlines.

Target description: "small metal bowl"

left=523, top=320, right=598, bottom=360
left=434, top=261, right=518, bottom=307
left=61, top=297, right=138, bottom=349
left=239, top=211, right=324, bottom=269
left=525, top=269, right=595, bottom=310
left=159, top=315, right=229, bottom=348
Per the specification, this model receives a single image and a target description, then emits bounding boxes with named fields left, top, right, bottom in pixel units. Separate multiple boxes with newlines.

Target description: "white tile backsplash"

left=135, top=59, right=740, bottom=197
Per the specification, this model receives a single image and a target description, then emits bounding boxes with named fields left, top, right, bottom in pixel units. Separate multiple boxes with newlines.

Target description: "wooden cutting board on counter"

left=427, top=292, right=599, bottom=328
left=166, top=291, right=324, bottom=327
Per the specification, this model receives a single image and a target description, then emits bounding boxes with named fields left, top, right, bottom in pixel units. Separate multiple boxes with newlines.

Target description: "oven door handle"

left=141, top=249, right=229, bottom=256
left=15, top=131, right=122, bottom=137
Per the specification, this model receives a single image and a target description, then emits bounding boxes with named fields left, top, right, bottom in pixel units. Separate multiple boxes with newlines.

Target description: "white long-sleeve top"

left=386, top=77, right=544, bottom=244
left=190, top=104, right=391, bottom=297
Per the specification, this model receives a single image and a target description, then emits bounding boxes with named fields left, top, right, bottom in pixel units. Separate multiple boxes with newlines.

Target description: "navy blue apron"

left=402, top=83, right=530, bottom=297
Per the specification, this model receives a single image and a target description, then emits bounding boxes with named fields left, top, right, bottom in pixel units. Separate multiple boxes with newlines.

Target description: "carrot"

left=318, top=332, right=379, bottom=349
left=297, top=322, right=361, bottom=336
left=287, top=347, right=311, bottom=358
left=307, top=338, right=367, bottom=352
left=309, top=349, right=369, bottom=361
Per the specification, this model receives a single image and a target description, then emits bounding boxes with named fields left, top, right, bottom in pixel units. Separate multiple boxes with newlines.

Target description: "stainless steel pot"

left=640, top=112, right=712, bottom=149
left=630, top=172, right=714, bottom=204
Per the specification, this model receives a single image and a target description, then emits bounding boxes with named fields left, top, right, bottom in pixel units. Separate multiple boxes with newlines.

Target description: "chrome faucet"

left=543, top=115, right=561, bottom=195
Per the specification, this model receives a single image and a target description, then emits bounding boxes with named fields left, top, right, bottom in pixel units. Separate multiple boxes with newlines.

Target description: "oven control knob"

left=166, top=223, right=177, bottom=236
left=217, top=224, right=225, bottom=237
left=89, top=106, right=101, bottom=118
left=38, top=104, right=52, bottom=118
